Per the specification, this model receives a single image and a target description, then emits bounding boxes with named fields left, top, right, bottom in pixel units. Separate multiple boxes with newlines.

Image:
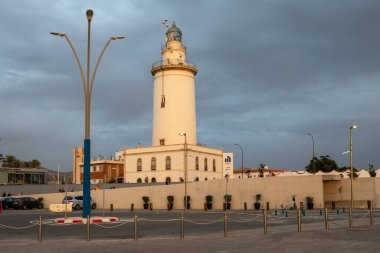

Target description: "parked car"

left=0, top=197, right=17, bottom=210
left=12, top=197, right=43, bottom=210
left=62, top=195, right=96, bottom=210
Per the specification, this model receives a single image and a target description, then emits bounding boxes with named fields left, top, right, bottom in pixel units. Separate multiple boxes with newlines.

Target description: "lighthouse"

left=151, top=22, right=198, bottom=146
left=73, top=21, right=234, bottom=184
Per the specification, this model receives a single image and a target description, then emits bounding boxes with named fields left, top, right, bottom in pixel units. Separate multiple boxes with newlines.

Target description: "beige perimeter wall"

left=323, top=177, right=380, bottom=208
left=33, top=176, right=325, bottom=210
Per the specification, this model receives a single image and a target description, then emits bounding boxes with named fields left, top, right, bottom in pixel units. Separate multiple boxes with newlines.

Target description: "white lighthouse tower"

left=151, top=22, right=198, bottom=146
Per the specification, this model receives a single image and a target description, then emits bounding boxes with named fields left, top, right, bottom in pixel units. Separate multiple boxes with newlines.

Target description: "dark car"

left=12, top=197, right=43, bottom=210
left=0, top=197, right=17, bottom=209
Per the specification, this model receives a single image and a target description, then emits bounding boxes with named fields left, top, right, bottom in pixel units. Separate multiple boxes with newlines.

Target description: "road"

left=0, top=208, right=379, bottom=252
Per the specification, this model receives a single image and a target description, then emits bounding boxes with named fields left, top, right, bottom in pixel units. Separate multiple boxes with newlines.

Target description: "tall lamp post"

left=350, top=125, right=358, bottom=211
left=234, top=144, right=244, bottom=179
left=51, top=9, right=124, bottom=218
left=179, top=132, right=188, bottom=211
left=307, top=133, right=315, bottom=174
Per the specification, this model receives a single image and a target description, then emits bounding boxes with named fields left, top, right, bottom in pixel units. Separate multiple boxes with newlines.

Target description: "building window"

left=213, top=159, right=216, bottom=172
left=151, top=157, right=156, bottom=171
left=195, top=177, right=199, bottom=181
left=137, top=158, right=142, bottom=171
left=205, top=177, right=208, bottom=181
left=195, top=157, right=199, bottom=170
left=204, top=158, right=208, bottom=171
left=160, top=139, right=165, bottom=146
left=166, top=156, right=171, bottom=170
left=137, top=178, right=142, bottom=183
left=151, top=177, right=156, bottom=183
left=165, top=177, right=171, bottom=185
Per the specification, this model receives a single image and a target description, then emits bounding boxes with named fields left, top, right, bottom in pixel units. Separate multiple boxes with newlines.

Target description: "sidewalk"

left=1, top=220, right=378, bottom=253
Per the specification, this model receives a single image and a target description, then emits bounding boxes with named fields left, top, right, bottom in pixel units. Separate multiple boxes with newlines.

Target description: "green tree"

left=2, top=155, right=20, bottom=168
left=30, top=159, right=41, bottom=168
left=339, top=166, right=359, bottom=178
left=368, top=164, right=376, bottom=177
left=305, top=155, right=339, bottom=173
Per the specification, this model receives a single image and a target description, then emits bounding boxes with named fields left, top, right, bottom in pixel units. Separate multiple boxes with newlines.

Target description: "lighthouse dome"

left=166, top=22, right=182, bottom=42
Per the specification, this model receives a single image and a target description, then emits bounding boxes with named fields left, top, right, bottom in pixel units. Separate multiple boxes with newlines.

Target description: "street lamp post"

left=307, top=133, right=315, bottom=174
left=234, top=144, right=244, bottom=179
left=350, top=125, right=358, bottom=211
left=225, top=174, right=229, bottom=210
left=179, top=133, right=188, bottom=211
left=51, top=9, right=124, bottom=218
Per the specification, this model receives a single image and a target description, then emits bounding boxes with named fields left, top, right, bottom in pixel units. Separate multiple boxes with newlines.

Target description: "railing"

left=0, top=208, right=378, bottom=242
left=151, top=59, right=197, bottom=70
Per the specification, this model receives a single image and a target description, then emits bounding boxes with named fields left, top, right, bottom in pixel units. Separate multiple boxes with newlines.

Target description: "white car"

left=62, top=196, right=96, bottom=210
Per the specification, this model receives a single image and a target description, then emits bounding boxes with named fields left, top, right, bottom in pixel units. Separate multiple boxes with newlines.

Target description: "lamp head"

left=179, top=132, right=186, bottom=136
left=350, top=125, right=358, bottom=130
left=50, top=32, right=65, bottom=37
left=86, top=9, right=94, bottom=21
left=111, top=36, right=125, bottom=40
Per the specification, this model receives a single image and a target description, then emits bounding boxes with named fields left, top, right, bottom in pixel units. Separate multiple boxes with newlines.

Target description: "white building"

left=74, top=22, right=233, bottom=184
left=121, top=22, right=233, bottom=183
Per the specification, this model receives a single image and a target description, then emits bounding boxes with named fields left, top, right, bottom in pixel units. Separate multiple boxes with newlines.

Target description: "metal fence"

left=0, top=207, right=378, bottom=243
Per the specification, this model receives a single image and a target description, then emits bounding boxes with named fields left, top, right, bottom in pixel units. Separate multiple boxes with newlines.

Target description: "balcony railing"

left=152, top=59, right=197, bottom=69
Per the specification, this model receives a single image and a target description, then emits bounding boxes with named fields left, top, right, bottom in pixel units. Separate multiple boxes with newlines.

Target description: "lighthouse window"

left=166, top=156, right=171, bottom=170
left=160, top=139, right=165, bottom=146
left=151, top=157, right=156, bottom=171
left=137, top=158, right=142, bottom=171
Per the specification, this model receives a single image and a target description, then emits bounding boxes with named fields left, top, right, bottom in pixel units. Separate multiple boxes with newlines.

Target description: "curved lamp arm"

left=50, top=32, right=87, bottom=95
left=89, top=36, right=125, bottom=96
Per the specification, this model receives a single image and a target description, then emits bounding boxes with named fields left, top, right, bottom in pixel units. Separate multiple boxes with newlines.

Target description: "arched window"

left=165, top=177, right=171, bottom=185
left=204, top=158, right=208, bottom=171
left=151, top=157, right=156, bottom=171
left=195, top=157, right=199, bottom=170
left=151, top=177, right=156, bottom=183
left=213, top=159, right=216, bottom=172
left=195, top=177, right=199, bottom=181
left=137, top=178, right=142, bottom=183
left=137, top=158, right=142, bottom=171
left=205, top=177, right=208, bottom=181
left=166, top=156, right=171, bottom=170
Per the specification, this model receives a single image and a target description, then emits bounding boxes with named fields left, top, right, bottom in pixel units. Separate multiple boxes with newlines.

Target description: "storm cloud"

left=0, top=0, right=379, bottom=172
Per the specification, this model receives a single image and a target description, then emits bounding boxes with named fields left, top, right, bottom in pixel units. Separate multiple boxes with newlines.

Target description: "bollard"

left=337, top=207, right=340, bottom=215
left=86, top=215, right=90, bottom=241
left=134, top=215, right=138, bottom=240
left=110, top=204, right=113, bottom=212
left=244, top=202, right=247, bottom=211
left=302, top=208, right=305, bottom=216
left=180, top=213, right=184, bottom=240
left=324, top=208, right=329, bottom=230
left=285, top=209, right=288, bottom=218
left=343, top=206, right=345, bottom=213
left=131, top=203, right=134, bottom=212
left=274, top=205, right=278, bottom=216
left=263, top=209, right=267, bottom=235
left=370, top=204, right=373, bottom=226
left=349, top=207, right=352, bottom=228
left=38, top=216, right=42, bottom=243
left=297, top=209, right=301, bottom=232
left=224, top=212, right=228, bottom=237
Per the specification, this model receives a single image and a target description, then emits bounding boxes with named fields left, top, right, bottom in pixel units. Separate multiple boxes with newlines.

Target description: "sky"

left=0, top=0, right=379, bottom=172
